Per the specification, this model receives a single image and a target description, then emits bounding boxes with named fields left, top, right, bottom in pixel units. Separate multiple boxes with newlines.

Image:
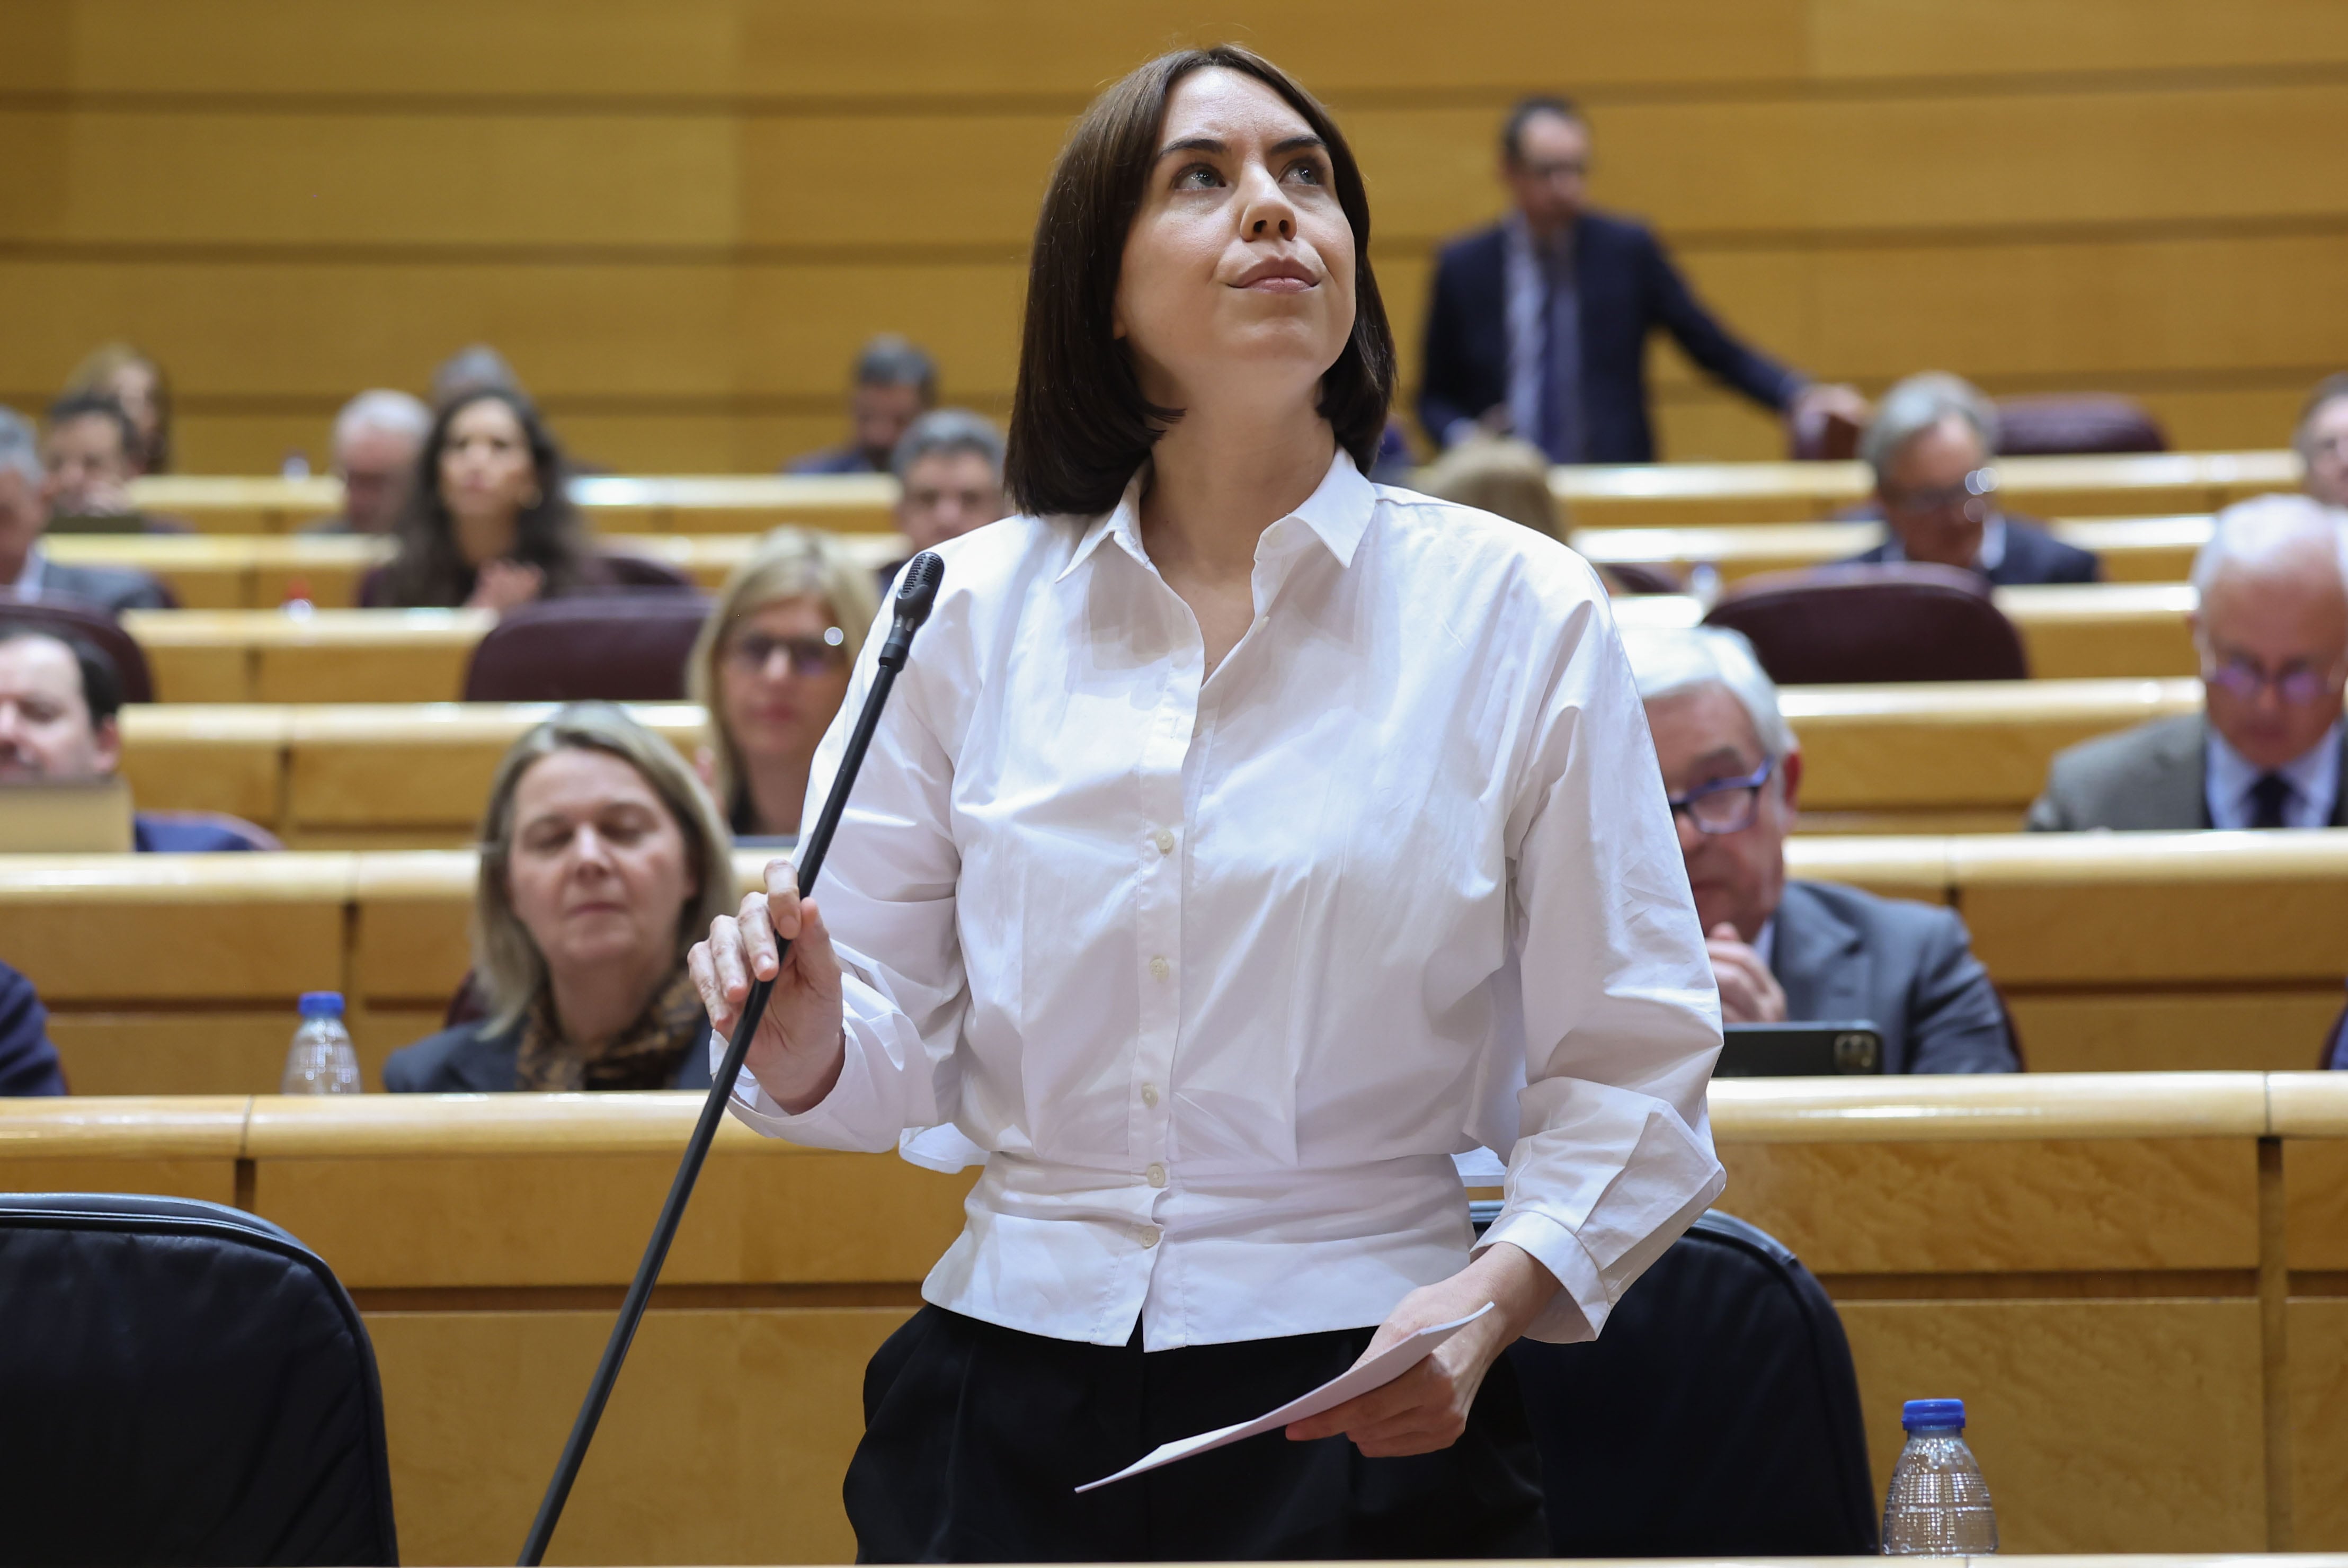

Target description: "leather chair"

left=0, top=1193, right=398, bottom=1566
left=1991, top=393, right=2167, bottom=456
left=461, top=592, right=712, bottom=701
left=0, top=591, right=157, bottom=702
left=1497, top=1208, right=1879, bottom=1556
left=1704, top=564, right=2029, bottom=684
left=358, top=550, right=695, bottom=608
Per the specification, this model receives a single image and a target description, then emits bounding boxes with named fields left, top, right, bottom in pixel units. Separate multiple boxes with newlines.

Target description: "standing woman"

left=693, top=46, right=1724, bottom=1562
left=368, top=389, right=600, bottom=610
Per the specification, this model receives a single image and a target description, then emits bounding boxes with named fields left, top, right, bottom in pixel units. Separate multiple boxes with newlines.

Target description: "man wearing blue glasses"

left=1625, top=626, right=2018, bottom=1074
left=2029, top=494, right=2348, bottom=831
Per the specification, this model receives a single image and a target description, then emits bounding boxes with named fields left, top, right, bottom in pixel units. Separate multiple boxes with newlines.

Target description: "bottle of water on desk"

left=281, top=992, right=361, bottom=1095
left=1882, top=1397, right=1997, bottom=1554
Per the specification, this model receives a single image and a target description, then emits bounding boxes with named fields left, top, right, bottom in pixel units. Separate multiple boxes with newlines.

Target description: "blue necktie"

left=1540, top=248, right=1583, bottom=465
left=2248, top=773, right=2293, bottom=830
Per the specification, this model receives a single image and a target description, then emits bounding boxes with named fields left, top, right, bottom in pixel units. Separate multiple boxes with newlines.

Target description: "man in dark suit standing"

left=2030, top=494, right=2347, bottom=830
left=1418, top=96, right=1864, bottom=465
left=1838, top=372, right=2101, bottom=586
left=0, top=408, right=171, bottom=614
left=1625, top=624, right=2018, bottom=1073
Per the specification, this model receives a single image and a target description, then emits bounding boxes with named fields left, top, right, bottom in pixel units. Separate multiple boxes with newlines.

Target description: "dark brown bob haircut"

left=1006, top=46, right=1397, bottom=519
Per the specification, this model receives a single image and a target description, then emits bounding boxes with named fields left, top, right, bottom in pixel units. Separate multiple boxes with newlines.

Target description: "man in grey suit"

left=2029, top=493, right=2347, bottom=831
left=1625, top=625, right=2018, bottom=1073
left=0, top=407, right=171, bottom=614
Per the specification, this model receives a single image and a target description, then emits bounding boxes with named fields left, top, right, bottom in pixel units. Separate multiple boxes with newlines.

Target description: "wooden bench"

left=0, top=1076, right=2341, bottom=1558
left=1572, top=514, right=2210, bottom=587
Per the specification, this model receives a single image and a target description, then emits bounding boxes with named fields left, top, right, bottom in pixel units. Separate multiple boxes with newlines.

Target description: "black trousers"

left=844, top=1305, right=1548, bottom=1563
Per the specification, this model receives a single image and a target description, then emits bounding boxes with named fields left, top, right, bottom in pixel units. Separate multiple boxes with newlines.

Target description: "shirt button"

left=1150, top=955, right=1171, bottom=982
left=1146, top=1162, right=1167, bottom=1188
left=1152, top=828, right=1175, bottom=856
left=1137, top=1226, right=1161, bottom=1249
left=1141, top=1082, right=1160, bottom=1108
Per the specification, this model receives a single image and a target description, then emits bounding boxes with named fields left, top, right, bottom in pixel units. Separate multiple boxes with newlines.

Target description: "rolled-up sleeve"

left=1475, top=591, right=1726, bottom=1343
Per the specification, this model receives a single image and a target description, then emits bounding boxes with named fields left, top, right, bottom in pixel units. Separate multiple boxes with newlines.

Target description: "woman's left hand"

left=1283, top=1241, right=1558, bottom=1458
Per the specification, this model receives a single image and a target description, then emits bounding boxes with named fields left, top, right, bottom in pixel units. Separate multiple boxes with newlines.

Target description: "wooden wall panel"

left=2290, top=1298, right=2348, bottom=1549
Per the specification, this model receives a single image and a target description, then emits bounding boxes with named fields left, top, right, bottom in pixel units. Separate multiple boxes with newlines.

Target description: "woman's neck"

left=743, top=757, right=812, bottom=838
left=1139, top=394, right=1337, bottom=580
left=546, top=946, right=673, bottom=1055
left=453, top=506, right=518, bottom=567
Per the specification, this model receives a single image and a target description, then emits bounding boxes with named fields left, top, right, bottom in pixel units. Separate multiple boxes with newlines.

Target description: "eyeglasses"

left=1666, top=758, right=1775, bottom=836
left=725, top=625, right=846, bottom=678
left=2201, top=651, right=2345, bottom=707
left=1881, top=467, right=1998, bottom=521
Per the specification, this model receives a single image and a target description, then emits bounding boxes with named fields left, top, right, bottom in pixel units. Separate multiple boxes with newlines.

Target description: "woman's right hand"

left=465, top=559, right=545, bottom=613
left=688, top=857, right=848, bottom=1114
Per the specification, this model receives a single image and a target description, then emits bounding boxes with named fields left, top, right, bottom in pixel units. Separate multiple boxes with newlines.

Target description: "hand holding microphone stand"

left=517, top=551, right=945, bottom=1566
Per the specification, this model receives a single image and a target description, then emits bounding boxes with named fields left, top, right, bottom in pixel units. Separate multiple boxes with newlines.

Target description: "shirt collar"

left=1752, top=916, right=1776, bottom=973
left=1878, top=514, right=2006, bottom=573
left=1055, top=448, right=1376, bottom=585
left=2205, top=718, right=2342, bottom=826
left=8, top=546, right=42, bottom=594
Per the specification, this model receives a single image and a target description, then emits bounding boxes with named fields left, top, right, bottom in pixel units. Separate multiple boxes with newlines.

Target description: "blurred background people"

left=1625, top=623, right=2019, bottom=1073
left=307, top=390, right=433, bottom=536
left=2030, top=494, right=2348, bottom=830
left=2296, top=373, right=2348, bottom=511
left=429, top=344, right=524, bottom=409
left=1418, top=94, right=1864, bottom=465
left=0, top=623, right=274, bottom=851
left=0, top=959, right=66, bottom=1097
left=788, top=335, right=937, bottom=474
left=62, top=343, right=172, bottom=475
left=368, top=389, right=601, bottom=610
left=1841, top=373, right=2100, bottom=585
left=1413, top=434, right=1560, bottom=539
left=0, top=410, right=171, bottom=613
left=891, top=408, right=1007, bottom=557
left=41, top=395, right=147, bottom=529
left=688, top=528, right=878, bottom=840
left=383, top=703, right=733, bottom=1092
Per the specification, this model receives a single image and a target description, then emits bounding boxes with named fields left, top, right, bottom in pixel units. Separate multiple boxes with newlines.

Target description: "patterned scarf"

left=514, top=967, right=704, bottom=1092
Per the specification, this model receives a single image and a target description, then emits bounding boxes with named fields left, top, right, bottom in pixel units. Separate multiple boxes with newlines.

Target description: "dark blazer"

left=0, top=960, right=66, bottom=1096
left=2026, top=713, right=2348, bottom=832
left=383, top=1012, right=715, bottom=1093
left=785, top=443, right=878, bottom=476
left=37, top=560, right=174, bottom=614
left=1769, top=879, right=2018, bottom=1075
left=1838, top=515, right=2102, bottom=586
left=1417, top=210, right=1800, bottom=465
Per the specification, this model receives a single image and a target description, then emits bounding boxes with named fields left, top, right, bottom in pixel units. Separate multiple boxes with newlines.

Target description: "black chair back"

left=1506, top=1209, right=1878, bottom=1556
left=0, top=1193, right=398, bottom=1566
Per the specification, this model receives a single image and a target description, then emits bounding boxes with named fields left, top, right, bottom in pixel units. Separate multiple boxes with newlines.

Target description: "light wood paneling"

left=2283, top=1142, right=2348, bottom=1272
left=2010, top=992, right=2348, bottom=1075
left=49, top=1011, right=301, bottom=1098
left=2289, top=1298, right=2348, bottom=1548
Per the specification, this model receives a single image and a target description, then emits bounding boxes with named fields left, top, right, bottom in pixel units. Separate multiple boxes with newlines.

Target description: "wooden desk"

left=1, top=1077, right=2343, bottom=1559
left=130, top=473, right=903, bottom=537
left=1572, top=514, right=2210, bottom=587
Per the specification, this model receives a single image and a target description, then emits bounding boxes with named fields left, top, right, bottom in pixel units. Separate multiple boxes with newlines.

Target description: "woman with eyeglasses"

left=688, top=528, right=879, bottom=842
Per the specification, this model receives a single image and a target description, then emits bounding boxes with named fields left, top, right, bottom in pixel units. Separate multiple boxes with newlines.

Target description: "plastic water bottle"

left=281, top=992, right=361, bottom=1095
left=281, top=576, right=315, bottom=620
left=1882, top=1397, right=1998, bottom=1554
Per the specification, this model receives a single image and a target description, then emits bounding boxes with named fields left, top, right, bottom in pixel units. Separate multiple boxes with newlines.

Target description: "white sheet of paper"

left=1072, top=1303, right=1496, bottom=1493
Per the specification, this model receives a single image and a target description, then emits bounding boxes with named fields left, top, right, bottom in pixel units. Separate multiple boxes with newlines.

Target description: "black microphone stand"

left=518, top=551, right=945, bottom=1566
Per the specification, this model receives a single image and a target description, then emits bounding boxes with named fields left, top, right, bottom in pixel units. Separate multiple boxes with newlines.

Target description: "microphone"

left=519, top=550, right=946, bottom=1566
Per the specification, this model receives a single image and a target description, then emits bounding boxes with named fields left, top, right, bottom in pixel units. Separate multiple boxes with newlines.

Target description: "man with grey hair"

left=1839, top=371, right=2100, bottom=585
left=2030, top=494, right=2348, bottom=830
left=1625, top=622, right=2017, bottom=1072
left=304, top=389, right=431, bottom=535
left=891, top=408, right=1007, bottom=556
left=788, top=335, right=939, bottom=475
left=0, top=407, right=170, bottom=614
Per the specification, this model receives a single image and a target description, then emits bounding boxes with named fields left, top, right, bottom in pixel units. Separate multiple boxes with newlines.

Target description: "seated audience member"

left=1626, top=624, right=2019, bottom=1073
left=0, top=409, right=170, bottom=613
left=788, top=335, right=937, bottom=475
left=2296, top=373, right=2348, bottom=511
left=1839, top=373, right=2099, bottom=585
left=1415, top=434, right=1560, bottom=539
left=383, top=703, right=734, bottom=1092
left=63, top=342, right=171, bottom=475
left=0, top=959, right=66, bottom=1096
left=430, top=343, right=524, bottom=409
left=892, top=408, right=1008, bottom=557
left=689, top=528, right=878, bottom=840
left=0, top=624, right=273, bottom=851
left=41, top=394, right=173, bottom=532
left=369, top=389, right=603, bottom=611
left=2030, top=495, right=2347, bottom=831
left=304, top=390, right=433, bottom=536
left=1417, top=94, right=1865, bottom=464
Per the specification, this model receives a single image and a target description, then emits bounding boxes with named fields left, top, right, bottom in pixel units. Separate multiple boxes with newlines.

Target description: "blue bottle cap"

left=298, top=991, right=345, bottom=1019
left=1902, top=1398, right=1966, bottom=1431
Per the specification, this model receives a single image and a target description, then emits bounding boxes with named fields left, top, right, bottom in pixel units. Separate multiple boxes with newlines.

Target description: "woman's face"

left=439, top=398, right=539, bottom=539
left=1113, top=68, right=1356, bottom=415
left=717, top=596, right=853, bottom=775
left=504, top=747, right=697, bottom=995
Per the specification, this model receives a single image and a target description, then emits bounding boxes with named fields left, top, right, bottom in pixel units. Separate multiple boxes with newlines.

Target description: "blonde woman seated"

left=384, top=703, right=736, bottom=1093
left=688, top=528, right=879, bottom=841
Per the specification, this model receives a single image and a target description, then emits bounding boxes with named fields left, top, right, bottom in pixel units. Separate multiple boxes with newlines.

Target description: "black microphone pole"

left=518, top=551, right=946, bottom=1567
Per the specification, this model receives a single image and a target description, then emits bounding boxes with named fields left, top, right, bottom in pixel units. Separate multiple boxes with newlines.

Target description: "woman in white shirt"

left=691, top=44, right=1724, bottom=1562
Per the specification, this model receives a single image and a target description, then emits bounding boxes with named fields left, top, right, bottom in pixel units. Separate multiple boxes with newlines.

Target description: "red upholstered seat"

left=1702, top=564, right=2028, bottom=684
left=0, top=591, right=157, bottom=702
left=460, top=593, right=712, bottom=702
left=1787, top=391, right=2167, bottom=460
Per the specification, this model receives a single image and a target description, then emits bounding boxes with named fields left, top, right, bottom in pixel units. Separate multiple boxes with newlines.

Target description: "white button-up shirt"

left=723, top=451, right=1725, bottom=1351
